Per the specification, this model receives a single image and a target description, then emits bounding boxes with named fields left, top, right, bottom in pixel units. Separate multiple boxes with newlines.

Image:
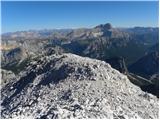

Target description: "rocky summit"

left=1, top=53, right=159, bottom=119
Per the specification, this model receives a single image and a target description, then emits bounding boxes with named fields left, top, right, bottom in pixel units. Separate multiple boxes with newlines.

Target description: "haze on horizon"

left=1, top=1, right=159, bottom=33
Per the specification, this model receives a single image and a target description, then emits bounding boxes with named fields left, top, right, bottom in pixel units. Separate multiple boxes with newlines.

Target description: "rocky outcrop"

left=1, top=53, right=159, bottom=119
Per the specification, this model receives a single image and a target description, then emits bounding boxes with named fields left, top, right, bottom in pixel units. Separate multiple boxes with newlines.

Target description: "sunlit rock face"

left=1, top=53, right=159, bottom=119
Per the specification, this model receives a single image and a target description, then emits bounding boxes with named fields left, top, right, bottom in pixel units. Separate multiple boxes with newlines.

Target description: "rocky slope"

left=103, top=55, right=159, bottom=97
left=1, top=69, right=16, bottom=87
left=129, top=51, right=159, bottom=79
left=1, top=53, right=159, bottom=119
left=1, top=47, right=24, bottom=67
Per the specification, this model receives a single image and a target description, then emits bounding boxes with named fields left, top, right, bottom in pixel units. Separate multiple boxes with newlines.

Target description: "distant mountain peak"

left=104, top=23, right=112, bottom=29
left=95, top=23, right=112, bottom=30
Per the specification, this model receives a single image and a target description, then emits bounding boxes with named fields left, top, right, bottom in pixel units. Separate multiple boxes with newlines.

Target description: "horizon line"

left=2, top=25, right=159, bottom=34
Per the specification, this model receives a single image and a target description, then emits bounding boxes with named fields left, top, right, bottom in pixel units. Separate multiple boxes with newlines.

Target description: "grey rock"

left=1, top=53, right=159, bottom=119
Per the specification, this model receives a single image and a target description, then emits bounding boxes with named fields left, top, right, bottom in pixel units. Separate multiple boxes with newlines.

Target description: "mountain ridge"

left=1, top=53, right=159, bottom=119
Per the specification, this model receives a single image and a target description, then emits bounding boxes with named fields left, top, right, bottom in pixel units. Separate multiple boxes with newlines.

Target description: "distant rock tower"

left=104, top=23, right=112, bottom=29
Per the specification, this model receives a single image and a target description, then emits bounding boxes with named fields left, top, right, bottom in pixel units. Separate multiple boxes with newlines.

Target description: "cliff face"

left=104, top=57, right=128, bottom=74
left=1, top=53, right=159, bottom=119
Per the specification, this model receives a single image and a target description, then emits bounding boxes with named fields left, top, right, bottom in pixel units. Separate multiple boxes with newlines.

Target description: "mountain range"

left=1, top=23, right=159, bottom=118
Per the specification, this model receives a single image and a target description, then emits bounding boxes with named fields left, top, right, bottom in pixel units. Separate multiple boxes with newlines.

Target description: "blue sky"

left=1, top=1, right=159, bottom=33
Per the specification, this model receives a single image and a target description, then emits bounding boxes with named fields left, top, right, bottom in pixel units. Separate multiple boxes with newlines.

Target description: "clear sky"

left=1, top=1, right=159, bottom=33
